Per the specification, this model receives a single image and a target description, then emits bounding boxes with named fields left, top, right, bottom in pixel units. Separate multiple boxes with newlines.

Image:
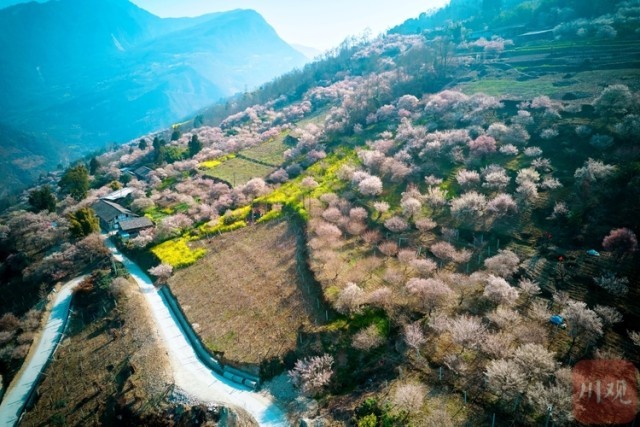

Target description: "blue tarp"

left=587, top=249, right=600, bottom=256
left=550, top=315, right=565, bottom=325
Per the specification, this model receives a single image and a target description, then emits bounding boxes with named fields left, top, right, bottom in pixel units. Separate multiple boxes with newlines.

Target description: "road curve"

left=0, top=275, right=86, bottom=427
left=104, top=239, right=289, bottom=426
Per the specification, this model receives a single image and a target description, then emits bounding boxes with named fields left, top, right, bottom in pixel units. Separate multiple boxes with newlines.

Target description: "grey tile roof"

left=92, top=199, right=134, bottom=223
left=119, top=217, right=154, bottom=232
left=134, top=166, right=153, bottom=178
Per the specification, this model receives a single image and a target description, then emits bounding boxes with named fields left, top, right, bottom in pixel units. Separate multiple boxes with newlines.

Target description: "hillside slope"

left=2, top=0, right=639, bottom=425
left=0, top=124, right=61, bottom=198
left=99, top=12, right=637, bottom=424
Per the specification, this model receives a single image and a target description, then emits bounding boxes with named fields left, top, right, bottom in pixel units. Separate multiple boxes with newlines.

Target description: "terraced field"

left=456, top=37, right=640, bottom=98
left=200, top=110, right=329, bottom=187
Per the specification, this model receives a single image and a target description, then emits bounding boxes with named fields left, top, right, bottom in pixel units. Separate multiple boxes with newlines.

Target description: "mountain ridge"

left=0, top=0, right=306, bottom=193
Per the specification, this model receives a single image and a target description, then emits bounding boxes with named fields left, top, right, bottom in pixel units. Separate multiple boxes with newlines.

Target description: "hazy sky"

left=131, top=0, right=450, bottom=51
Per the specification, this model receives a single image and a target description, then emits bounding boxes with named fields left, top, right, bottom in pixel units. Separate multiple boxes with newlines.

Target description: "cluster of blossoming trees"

left=279, top=76, right=637, bottom=423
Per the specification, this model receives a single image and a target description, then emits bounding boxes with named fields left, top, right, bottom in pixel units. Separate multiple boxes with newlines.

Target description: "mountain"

left=0, top=124, right=61, bottom=198
left=0, top=0, right=307, bottom=193
left=0, top=0, right=45, bottom=8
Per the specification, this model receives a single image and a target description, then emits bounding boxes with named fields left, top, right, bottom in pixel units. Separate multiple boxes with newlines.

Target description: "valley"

left=1, top=0, right=639, bottom=425
left=0, top=0, right=307, bottom=194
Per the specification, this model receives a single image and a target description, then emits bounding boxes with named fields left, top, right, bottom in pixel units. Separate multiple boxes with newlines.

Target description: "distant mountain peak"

left=0, top=0, right=307, bottom=193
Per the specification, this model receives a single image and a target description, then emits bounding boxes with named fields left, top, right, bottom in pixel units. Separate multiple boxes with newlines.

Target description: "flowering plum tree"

left=358, top=175, right=383, bottom=196
left=392, top=383, right=425, bottom=415
left=404, top=322, right=426, bottom=357
left=455, top=169, right=481, bottom=187
left=384, top=216, right=409, bottom=233
left=148, top=263, right=173, bottom=285
left=593, top=84, right=634, bottom=116
left=487, top=193, right=518, bottom=218
left=484, top=250, right=520, bottom=278
left=574, top=158, right=616, bottom=184
left=401, top=197, right=422, bottom=218
left=484, top=275, right=520, bottom=305
left=485, top=359, right=527, bottom=400
left=449, top=315, right=487, bottom=349
left=562, top=300, right=603, bottom=350
left=352, top=324, right=385, bottom=351
left=406, top=277, right=452, bottom=314
left=482, top=165, right=510, bottom=190
left=288, top=354, right=334, bottom=396
left=378, top=240, right=399, bottom=257
left=335, top=282, right=365, bottom=315
left=594, top=272, right=629, bottom=296
left=513, top=343, right=556, bottom=382
left=450, top=191, right=486, bottom=221
left=468, top=135, right=497, bottom=155
left=602, top=227, right=637, bottom=256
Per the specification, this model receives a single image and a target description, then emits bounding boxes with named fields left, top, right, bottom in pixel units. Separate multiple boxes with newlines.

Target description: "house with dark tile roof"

left=118, top=217, right=154, bottom=238
left=133, top=166, right=153, bottom=180
left=92, top=199, right=137, bottom=230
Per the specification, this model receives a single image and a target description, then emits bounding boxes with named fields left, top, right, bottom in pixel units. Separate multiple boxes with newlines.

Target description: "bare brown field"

left=21, top=276, right=171, bottom=426
left=169, top=220, right=323, bottom=366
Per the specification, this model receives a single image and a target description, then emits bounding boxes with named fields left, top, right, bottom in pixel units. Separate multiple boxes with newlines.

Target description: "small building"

left=133, top=166, right=153, bottom=181
left=102, top=187, right=133, bottom=203
left=92, top=199, right=137, bottom=230
left=118, top=217, right=154, bottom=239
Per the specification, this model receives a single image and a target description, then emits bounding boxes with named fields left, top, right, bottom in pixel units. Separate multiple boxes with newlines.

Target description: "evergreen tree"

left=152, top=136, right=165, bottom=151
left=120, top=172, right=132, bottom=185
left=89, top=157, right=100, bottom=175
left=154, top=147, right=166, bottom=164
left=138, top=138, right=148, bottom=150
left=171, top=128, right=181, bottom=141
left=28, top=185, right=56, bottom=212
left=188, top=134, right=202, bottom=157
left=152, top=136, right=166, bottom=164
left=59, top=164, right=89, bottom=201
left=68, top=207, right=100, bottom=238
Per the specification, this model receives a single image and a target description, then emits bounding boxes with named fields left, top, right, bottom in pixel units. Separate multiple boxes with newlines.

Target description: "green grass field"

left=456, top=35, right=640, bottom=98
left=458, top=68, right=640, bottom=98
left=458, top=75, right=559, bottom=98
left=198, top=109, right=330, bottom=187
left=239, top=134, right=290, bottom=166
left=201, top=156, right=275, bottom=186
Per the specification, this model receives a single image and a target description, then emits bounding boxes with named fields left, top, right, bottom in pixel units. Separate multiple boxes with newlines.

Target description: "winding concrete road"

left=0, top=240, right=288, bottom=426
left=104, top=239, right=289, bottom=426
left=0, top=275, right=86, bottom=427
